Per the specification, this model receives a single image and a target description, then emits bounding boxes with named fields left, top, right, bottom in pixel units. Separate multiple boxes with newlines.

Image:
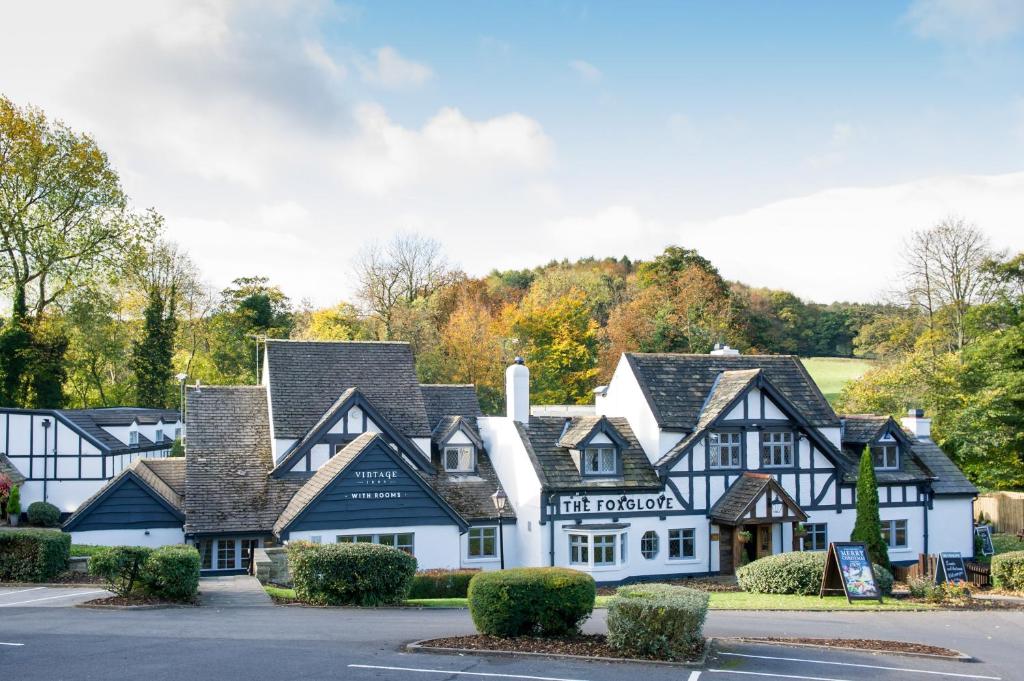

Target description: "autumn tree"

left=439, top=293, right=506, bottom=413
left=292, top=302, right=369, bottom=341
left=207, top=277, right=293, bottom=383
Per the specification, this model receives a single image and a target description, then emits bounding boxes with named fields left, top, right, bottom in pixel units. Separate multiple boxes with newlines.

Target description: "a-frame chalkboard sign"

left=975, top=525, right=995, bottom=557
left=935, top=552, right=968, bottom=584
left=819, top=542, right=883, bottom=603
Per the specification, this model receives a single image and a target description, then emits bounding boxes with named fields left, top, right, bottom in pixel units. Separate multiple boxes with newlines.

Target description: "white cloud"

left=358, top=46, right=434, bottom=89
left=905, top=0, right=1024, bottom=45
left=569, top=59, right=602, bottom=83
left=803, top=122, right=858, bottom=170
left=335, top=104, right=552, bottom=194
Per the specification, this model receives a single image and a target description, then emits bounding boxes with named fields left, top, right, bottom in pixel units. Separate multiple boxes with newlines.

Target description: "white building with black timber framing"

left=57, top=340, right=976, bottom=581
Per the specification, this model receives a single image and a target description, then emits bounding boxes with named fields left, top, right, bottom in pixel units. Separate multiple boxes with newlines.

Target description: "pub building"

left=61, top=340, right=976, bottom=580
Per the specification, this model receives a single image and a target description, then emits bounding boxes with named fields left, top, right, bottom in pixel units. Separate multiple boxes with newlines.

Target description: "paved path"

left=198, top=575, right=271, bottom=607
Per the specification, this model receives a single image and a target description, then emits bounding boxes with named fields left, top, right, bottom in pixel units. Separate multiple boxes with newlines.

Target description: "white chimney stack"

left=506, top=357, right=530, bottom=425
left=901, top=408, right=931, bottom=440
left=710, top=344, right=740, bottom=356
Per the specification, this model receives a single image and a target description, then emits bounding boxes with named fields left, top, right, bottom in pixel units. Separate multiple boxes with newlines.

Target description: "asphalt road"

left=0, top=590, right=1018, bottom=681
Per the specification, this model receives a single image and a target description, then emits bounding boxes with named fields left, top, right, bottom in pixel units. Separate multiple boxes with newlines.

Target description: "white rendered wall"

left=69, top=527, right=185, bottom=548
left=597, top=356, right=682, bottom=462
left=20, top=480, right=108, bottom=513
left=478, top=416, right=544, bottom=568
left=288, top=525, right=462, bottom=570
left=929, top=497, right=975, bottom=557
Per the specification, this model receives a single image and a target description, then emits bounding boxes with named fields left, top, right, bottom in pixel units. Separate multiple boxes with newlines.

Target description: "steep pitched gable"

left=709, top=472, right=807, bottom=524
left=64, top=459, right=185, bottom=532
left=556, top=415, right=629, bottom=451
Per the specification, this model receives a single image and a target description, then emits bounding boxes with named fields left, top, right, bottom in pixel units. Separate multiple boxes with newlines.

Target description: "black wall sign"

left=975, top=525, right=995, bottom=557
left=819, top=542, right=883, bottom=603
left=936, top=552, right=967, bottom=584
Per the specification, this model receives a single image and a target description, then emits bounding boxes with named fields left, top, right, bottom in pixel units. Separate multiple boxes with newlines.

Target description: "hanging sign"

left=819, top=542, right=883, bottom=603
left=975, top=525, right=995, bottom=556
left=936, top=552, right=967, bottom=584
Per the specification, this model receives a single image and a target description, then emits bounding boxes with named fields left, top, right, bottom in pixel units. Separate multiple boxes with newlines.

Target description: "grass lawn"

left=70, top=544, right=106, bottom=557
left=992, top=532, right=1022, bottom=556
left=802, top=357, right=874, bottom=404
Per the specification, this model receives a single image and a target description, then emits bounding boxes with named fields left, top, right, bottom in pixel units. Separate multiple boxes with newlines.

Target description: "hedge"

left=737, top=551, right=893, bottom=596
left=467, top=567, right=595, bottom=637
left=288, top=541, right=417, bottom=606
left=27, top=501, right=61, bottom=527
left=991, top=551, right=1024, bottom=591
left=408, top=569, right=479, bottom=599
left=0, top=528, right=70, bottom=581
left=89, top=546, right=153, bottom=596
left=140, top=545, right=200, bottom=601
left=607, top=583, right=709, bottom=660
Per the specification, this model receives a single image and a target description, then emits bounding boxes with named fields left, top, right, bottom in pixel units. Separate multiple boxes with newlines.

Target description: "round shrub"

left=0, top=528, right=70, bottom=581
left=409, top=568, right=480, bottom=599
left=607, top=583, right=709, bottom=661
left=288, top=541, right=417, bottom=606
left=89, top=546, right=153, bottom=597
left=140, top=545, right=200, bottom=601
left=991, top=551, right=1024, bottom=591
left=27, top=501, right=60, bottom=527
left=738, top=551, right=893, bottom=596
left=467, top=567, right=595, bottom=637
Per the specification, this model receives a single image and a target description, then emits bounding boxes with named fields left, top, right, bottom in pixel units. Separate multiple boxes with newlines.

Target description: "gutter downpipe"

left=548, top=493, right=556, bottom=567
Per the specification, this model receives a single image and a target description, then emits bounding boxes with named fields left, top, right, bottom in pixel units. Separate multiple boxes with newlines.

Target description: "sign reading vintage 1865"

left=819, top=542, right=883, bottom=603
left=560, top=493, right=675, bottom=515
left=349, top=469, right=403, bottom=500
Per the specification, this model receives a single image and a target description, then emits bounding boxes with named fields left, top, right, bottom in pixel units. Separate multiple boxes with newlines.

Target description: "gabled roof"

left=624, top=353, right=837, bottom=430
left=264, top=340, right=431, bottom=440
left=709, top=472, right=807, bottom=525
left=425, top=435, right=516, bottom=521
left=518, top=416, right=660, bottom=492
left=0, top=453, right=25, bottom=485
left=840, top=414, right=890, bottom=444
left=273, top=433, right=468, bottom=536
left=556, top=415, right=629, bottom=450
left=910, top=440, right=977, bottom=495
left=64, top=458, right=185, bottom=531
left=421, top=384, right=482, bottom=427
left=184, top=386, right=304, bottom=535
left=432, top=415, right=484, bottom=450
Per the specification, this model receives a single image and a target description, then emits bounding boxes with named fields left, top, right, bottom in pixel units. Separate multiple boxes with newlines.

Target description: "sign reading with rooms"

left=561, top=493, right=674, bottom=514
left=351, top=469, right=403, bottom=499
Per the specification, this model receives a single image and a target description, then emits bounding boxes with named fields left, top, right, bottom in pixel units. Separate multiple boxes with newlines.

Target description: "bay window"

left=567, top=530, right=628, bottom=568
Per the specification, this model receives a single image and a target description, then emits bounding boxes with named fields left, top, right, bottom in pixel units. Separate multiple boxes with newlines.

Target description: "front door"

left=756, top=525, right=773, bottom=559
left=719, top=525, right=735, bottom=574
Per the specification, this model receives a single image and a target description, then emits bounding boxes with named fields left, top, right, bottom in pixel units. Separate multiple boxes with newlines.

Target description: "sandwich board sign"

left=975, top=525, right=995, bottom=557
left=936, top=552, right=967, bottom=585
left=819, top=542, right=883, bottom=603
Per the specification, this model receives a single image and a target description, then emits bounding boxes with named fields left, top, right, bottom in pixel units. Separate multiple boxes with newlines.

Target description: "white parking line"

left=0, top=590, right=105, bottom=607
left=718, top=652, right=1001, bottom=680
left=708, top=670, right=854, bottom=681
left=688, top=673, right=702, bottom=681
left=0, top=642, right=25, bottom=646
left=348, top=664, right=589, bottom=681
left=0, top=587, right=46, bottom=597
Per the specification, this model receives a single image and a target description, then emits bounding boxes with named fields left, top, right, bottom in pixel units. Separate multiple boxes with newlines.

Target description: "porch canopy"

left=709, top=472, right=806, bottom=525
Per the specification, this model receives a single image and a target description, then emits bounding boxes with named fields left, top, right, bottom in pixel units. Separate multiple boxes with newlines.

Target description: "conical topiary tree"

left=851, top=446, right=890, bottom=570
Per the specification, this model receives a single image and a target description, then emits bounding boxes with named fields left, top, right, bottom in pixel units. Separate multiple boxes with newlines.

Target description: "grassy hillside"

left=801, top=357, right=874, bottom=405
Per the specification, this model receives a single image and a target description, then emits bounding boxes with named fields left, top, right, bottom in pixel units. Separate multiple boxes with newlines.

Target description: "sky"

left=2, top=0, right=1023, bottom=305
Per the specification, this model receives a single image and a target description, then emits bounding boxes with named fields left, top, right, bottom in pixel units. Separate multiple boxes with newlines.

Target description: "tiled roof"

left=432, top=415, right=484, bottom=449
left=906, top=440, right=977, bottom=496
left=264, top=340, right=432, bottom=440
left=60, top=408, right=179, bottom=451
left=624, top=353, right=837, bottom=430
left=421, top=385, right=482, bottom=428
left=0, top=453, right=25, bottom=485
left=424, top=417, right=514, bottom=521
left=143, top=458, right=187, bottom=497
left=708, top=472, right=806, bottom=524
left=840, top=415, right=889, bottom=443
left=519, top=416, right=660, bottom=492
left=64, top=457, right=185, bottom=528
left=184, top=386, right=304, bottom=535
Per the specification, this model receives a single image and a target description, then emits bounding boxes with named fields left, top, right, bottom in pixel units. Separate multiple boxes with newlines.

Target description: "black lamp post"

left=491, top=488, right=507, bottom=570
left=41, top=418, right=51, bottom=503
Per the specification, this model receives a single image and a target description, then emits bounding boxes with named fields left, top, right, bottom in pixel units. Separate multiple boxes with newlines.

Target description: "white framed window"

left=174, top=427, right=182, bottom=440
left=129, top=430, right=139, bottom=446
left=310, top=536, right=322, bottom=544
left=871, top=444, right=898, bottom=470
left=593, top=534, right=616, bottom=566
left=881, top=519, right=908, bottom=549
left=583, top=446, right=617, bottom=475
left=155, top=429, right=164, bottom=442
left=468, top=526, right=497, bottom=559
left=640, top=530, right=659, bottom=559
left=709, top=432, right=742, bottom=468
left=569, top=534, right=589, bottom=565
left=568, top=530, right=627, bottom=568
left=760, top=431, right=794, bottom=467
left=444, top=445, right=476, bottom=473
left=216, top=540, right=237, bottom=570
left=802, top=523, right=828, bottom=551
left=337, top=532, right=415, bottom=555
left=668, top=528, right=696, bottom=560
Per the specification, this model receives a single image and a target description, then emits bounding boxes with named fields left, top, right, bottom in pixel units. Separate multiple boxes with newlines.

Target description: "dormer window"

left=129, top=430, right=139, bottom=446
left=444, top=445, right=476, bottom=473
left=871, top=444, right=898, bottom=470
left=583, top=446, right=617, bottom=475
left=156, top=428, right=164, bottom=443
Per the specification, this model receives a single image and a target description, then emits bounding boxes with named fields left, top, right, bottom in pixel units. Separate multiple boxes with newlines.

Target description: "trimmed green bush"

left=607, top=583, right=709, bottom=660
left=0, top=528, right=70, bottom=581
left=737, top=551, right=893, bottom=596
left=89, top=546, right=153, bottom=597
left=409, top=568, right=479, bottom=599
left=288, top=541, right=417, bottom=606
left=27, top=501, right=61, bottom=527
left=140, top=545, right=200, bottom=601
left=467, top=567, right=595, bottom=637
left=991, top=551, right=1024, bottom=591
left=7, top=485, right=21, bottom=517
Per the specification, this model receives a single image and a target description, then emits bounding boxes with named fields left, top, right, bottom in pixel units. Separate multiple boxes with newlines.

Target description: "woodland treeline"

left=1, top=97, right=1021, bottom=489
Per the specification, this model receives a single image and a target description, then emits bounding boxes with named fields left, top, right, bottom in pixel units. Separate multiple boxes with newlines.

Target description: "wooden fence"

left=891, top=553, right=991, bottom=588
left=975, top=492, right=1024, bottom=534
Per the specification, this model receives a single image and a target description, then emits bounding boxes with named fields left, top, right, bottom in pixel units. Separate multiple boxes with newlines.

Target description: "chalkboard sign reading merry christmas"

left=819, top=542, right=883, bottom=603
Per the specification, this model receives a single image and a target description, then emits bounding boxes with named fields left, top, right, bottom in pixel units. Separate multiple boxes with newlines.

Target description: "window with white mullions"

left=668, top=528, right=695, bottom=560
left=760, top=431, right=794, bottom=467
left=593, top=534, right=616, bottom=565
left=468, top=526, right=497, bottom=558
left=871, top=444, right=898, bottom=470
left=338, top=532, right=415, bottom=555
left=444, top=445, right=476, bottom=472
left=802, top=523, right=828, bottom=551
left=583, top=446, right=616, bottom=475
left=709, top=432, right=742, bottom=468
left=640, top=530, right=659, bottom=559
left=216, top=540, right=237, bottom=570
left=569, top=534, right=589, bottom=564
left=880, top=519, right=908, bottom=549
